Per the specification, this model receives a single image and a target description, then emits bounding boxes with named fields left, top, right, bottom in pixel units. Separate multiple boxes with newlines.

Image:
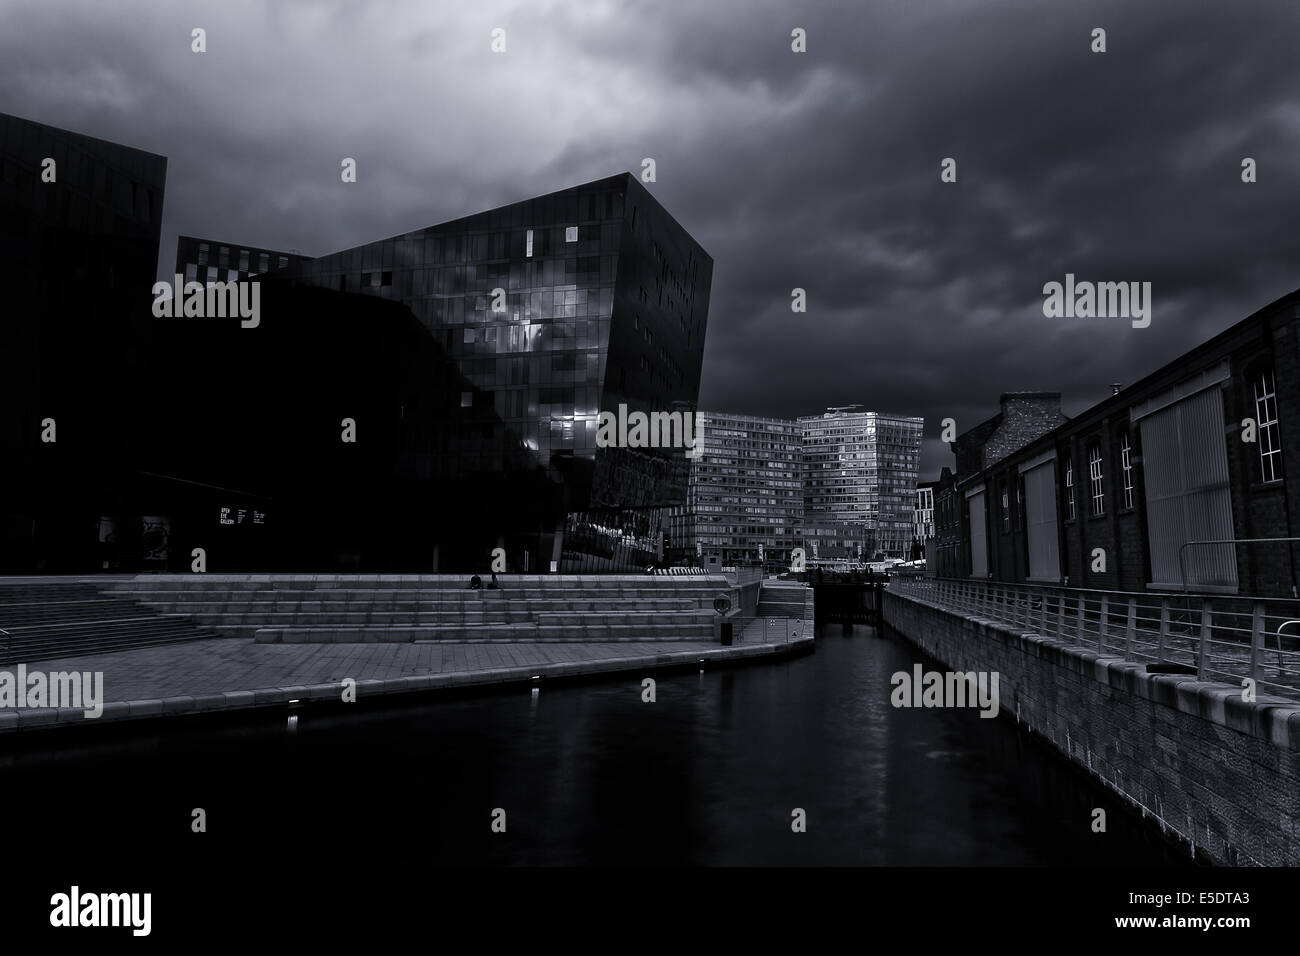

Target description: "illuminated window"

left=565, top=226, right=577, bottom=243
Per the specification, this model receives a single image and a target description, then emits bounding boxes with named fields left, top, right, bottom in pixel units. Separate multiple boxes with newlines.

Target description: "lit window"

left=239, top=250, right=249, bottom=271
left=565, top=226, right=578, bottom=243
left=206, top=266, right=218, bottom=281
left=278, top=256, right=288, bottom=269
left=461, top=392, right=473, bottom=408
left=525, top=229, right=533, bottom=257
left=184, top=263, right=197, bottom=281
left=1120, top=432, right=1134, bottom=509
left=1255, top=369, right=1283, bottom=483
left=1088, top=441, right=1104, bottom=517
left=258, top=253, right=269, bottom=272
left=227, top=269, right=238, bottom=282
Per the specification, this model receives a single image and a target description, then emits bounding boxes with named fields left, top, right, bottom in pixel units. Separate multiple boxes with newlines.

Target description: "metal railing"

left=889, top=577, right=1300, bottom=702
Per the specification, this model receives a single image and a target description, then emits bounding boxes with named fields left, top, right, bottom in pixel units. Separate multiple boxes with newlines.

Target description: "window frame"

left=1087, top=440, right=1105, bottom=517
left=1064, top=456, right=1076, bottom=521
left=1120, top=432, right=1134, bottom=510
left=1254, top=368, right=1283, bottom=484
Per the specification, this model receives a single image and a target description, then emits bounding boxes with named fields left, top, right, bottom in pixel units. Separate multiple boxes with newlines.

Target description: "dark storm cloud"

left=2, top=0, right=1298, bottom=477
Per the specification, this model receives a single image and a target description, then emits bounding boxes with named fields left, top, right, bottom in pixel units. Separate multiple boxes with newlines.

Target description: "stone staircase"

left=757, top=581, right=814, bottom=619
left=740, top=581, right=814, bottom=642
left=99, top=574, right=735, bottom=644
left=0, top=580, right=220, bottom=664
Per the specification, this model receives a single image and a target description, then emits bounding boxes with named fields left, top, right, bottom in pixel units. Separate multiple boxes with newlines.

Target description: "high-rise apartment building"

left=670, top=412, right=803, bottom=566
left=800, top=408, right=924, bottom=558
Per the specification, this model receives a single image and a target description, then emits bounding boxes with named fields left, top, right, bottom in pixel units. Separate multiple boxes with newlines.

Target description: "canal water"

left=1, top=623, right=1188, bottom=867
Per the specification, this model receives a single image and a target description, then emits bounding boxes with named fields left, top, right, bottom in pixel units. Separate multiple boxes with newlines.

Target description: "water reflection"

left=0, top=623, right=1190, bottom=867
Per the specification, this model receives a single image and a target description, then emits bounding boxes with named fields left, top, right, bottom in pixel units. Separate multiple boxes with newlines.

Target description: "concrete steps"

left=757, top=583, right=812, bottom=618
left=99, top=574, right=731, bottom=645
left=0, top=582, right=220, bottom=663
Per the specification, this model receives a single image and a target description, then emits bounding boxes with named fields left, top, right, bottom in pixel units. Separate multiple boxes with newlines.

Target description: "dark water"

left=1, top=623, right=1189, bottom=867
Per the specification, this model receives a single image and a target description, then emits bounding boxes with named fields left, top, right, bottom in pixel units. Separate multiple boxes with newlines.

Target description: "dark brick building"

left=938, top=289, right=1300, bottom=598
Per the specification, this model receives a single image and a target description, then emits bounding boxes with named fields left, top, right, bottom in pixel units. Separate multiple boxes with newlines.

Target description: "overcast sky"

left=3, top=0, right=1299, bottom=479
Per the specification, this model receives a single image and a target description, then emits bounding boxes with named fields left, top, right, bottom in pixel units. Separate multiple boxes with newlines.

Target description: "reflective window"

left=1255, top=369, right=1283, bottom=483
left=1088, top=441, right=1104, bottom=517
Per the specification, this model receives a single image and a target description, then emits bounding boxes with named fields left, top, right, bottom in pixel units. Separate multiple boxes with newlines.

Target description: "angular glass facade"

left=174, top=235, right=312, bottom=285
left=273, top=172, right=713, bottom=571
left=0, top=112, right=167, bottom=571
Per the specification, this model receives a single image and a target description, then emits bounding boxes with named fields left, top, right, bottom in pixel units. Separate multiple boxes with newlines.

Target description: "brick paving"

left=0, top=630, right=812, bottom=733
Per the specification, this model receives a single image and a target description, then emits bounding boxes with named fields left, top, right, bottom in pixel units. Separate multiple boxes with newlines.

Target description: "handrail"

left=1178, top=537, right=1300, bottom=595
left=889, top=576, right=1300, bottom=702
left=923, top=574, right=1300, bottom=604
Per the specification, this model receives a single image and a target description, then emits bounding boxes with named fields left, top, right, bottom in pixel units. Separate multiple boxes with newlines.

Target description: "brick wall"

left=884, top=588, right=1300, bottom=865
left=981, top=394, right=1067, bottom=470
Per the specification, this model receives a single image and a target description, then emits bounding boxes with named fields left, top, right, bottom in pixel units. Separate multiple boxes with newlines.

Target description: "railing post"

left=1158, top=599, right=1169, bottom=663
left=1197, top=600, right=1212, bottom=681
left=1039, top=588, right=1047, bottom=635
left=1076, top=593, right=1087, bottom=644
left=1098, top=595, right=1109, bottom=653
left=1125, top=598, right=1136, bottom=660
left=1250, top=602, right=1264, bottom=690
left=1057, top=592, right=1065, bottom=639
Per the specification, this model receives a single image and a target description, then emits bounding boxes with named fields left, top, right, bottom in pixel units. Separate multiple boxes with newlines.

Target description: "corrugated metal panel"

left=1024, top=460, right=1060, bottom=581
left=1140, top=387, right=1237, bottom=588
left=968, top=490, right=988, bottom=578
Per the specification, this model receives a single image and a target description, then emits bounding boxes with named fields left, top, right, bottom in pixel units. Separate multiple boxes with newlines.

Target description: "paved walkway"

left=0, top=631, right=812, bottom=733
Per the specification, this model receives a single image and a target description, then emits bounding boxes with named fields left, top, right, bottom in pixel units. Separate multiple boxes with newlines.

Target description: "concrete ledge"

left=0, top=636, right=813, bottom=736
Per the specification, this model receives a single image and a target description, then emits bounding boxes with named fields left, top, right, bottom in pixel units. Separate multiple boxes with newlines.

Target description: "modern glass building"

left=175, top=235, right=312, bottom=285
left=271, top=172, right=713, bottom=572
left=0, top=112, right=167, bottom=572
left=800, top=408, right=925, bottom=558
